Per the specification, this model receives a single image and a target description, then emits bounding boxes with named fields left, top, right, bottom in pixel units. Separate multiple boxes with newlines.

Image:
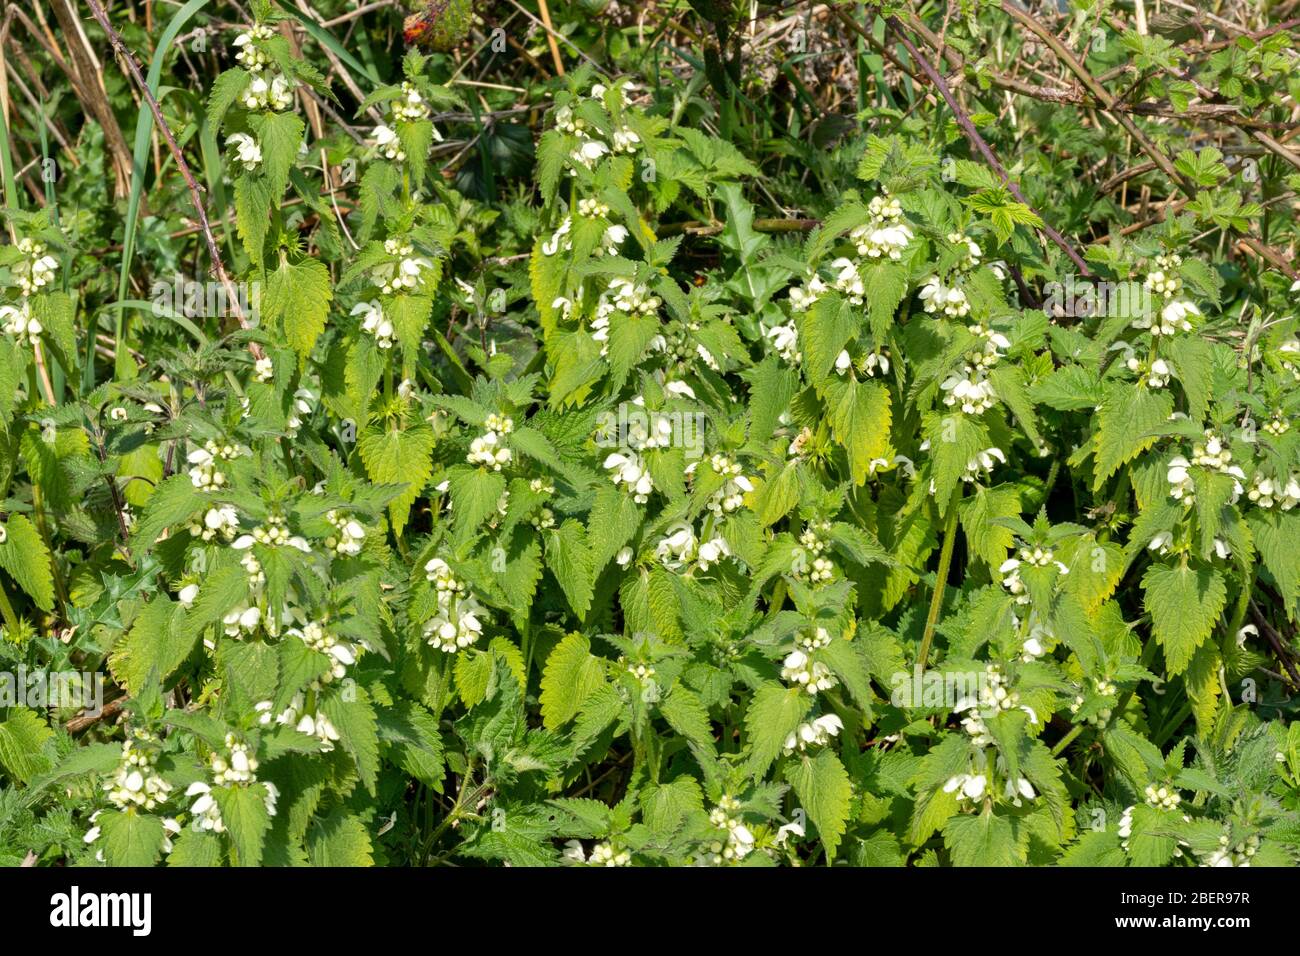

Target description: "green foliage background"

left=0, top=0, right=1299, bottom=867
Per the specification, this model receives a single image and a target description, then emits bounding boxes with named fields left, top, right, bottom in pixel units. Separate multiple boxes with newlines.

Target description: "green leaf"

left=321, top=688, right=381, bottom=795
left=659, top=684, right=715, bottom=751
left=259, top=110, right=306, bottom=200
left=540, top=632, right=606, bottom=729
left=213, top=784, right=273, bottom=866
left=263, top=256, right=333, bottom=360
left=785, top=749, right=853, bottom=861
left=1092, top=384, right=1172, bottom=489
left=206, top=68, right=249, bottom=130
left=942, top=811, right=1023, bottom=866
left=824, top=378, right=892, bottom=486
left=1142, top=561, right=1227, bottom=675
left=744, top=683, right=811, bottom=776
left=0, top=514, right=54, bottom=611
left=0, top=707, right=54, bottom=783
left=109, top=598, right=196, bottom=696
left=308, top=812, right=375, bottom=866
left=545, top=520, right=595, bottom=619
left=98, top=809, right=167, bottom=866
left=358, top=424, right=435, bottom=537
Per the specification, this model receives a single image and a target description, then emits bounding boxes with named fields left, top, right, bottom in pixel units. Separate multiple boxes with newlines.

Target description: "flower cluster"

left=185, top=734, right=279, bottom=834
left=920, top=274, right=970, bottom=318
left=352, top=300, right=394, bottom=349
left=1246, top=472, right=1300, bottom=510
left=704, top=795, right=755, bottom=865
left=239, top=72, right=294, bottom=112
left=422, top=557, right=487, bottom=653
left=372, top=81, right=440, bottom=163
left=324, top=510, right=366, bottom=555
left=187, top=440, right=243, bottom=491
left=226, top=133, right=263, bottom=171
left=1069, top=677, right=1117, bottom=726
left=695, top=454, right=753, bottom=516
left=1166, top=431, right=1244, bottom=506
left=374, top=238, right=435, bottom=294
left=0, top=300, right=42, bottom=345
left=12, top=237, right=59, bottom=296
left=468, top=413, right=514, bottom=471
left=654, top=521, right=730, bottom=573
left=999, top=546, right=1069, bottom=604
left=188, top=504, right=240, bottom=542
left=555, top=79, right=639, bottom=174
left=794, top=522, right=835, bottom=585
left=232, top=23, right=276, bottom=71
left=1133, top=298, right=1199, bottom=337
left=849, top=194, right=913, bottom=260
left=781, top=648, right=837, bottom=695
left=940, top=366, right=997, bottom=415
left=256, top=693, right=341, bottom=752
left=604, top=446, right=654, bottom=502
left=782, top=713, right=843, bottom=755
left=291, top=620, right=357, bottom=681
left=233, top=514, right=311, bottom=553
left=1127, top=354, right=1173, bottom=389
left=100, top=728, right=173, bottom=811
left=591, top=278, right=661, bottom=356
left=1202, top=833, right=1259, bottom=867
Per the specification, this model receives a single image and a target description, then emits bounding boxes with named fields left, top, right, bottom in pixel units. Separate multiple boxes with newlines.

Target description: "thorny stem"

left=881, top=14, right=1093, bottom=277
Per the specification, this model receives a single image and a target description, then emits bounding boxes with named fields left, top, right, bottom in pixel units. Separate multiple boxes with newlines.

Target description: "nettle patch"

left=1, top=1, right=1299, bottom=869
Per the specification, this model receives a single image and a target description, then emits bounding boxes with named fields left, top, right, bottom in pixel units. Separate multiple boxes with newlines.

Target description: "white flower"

left=940, top=366, right=996, bottom=415
left=787, top=274, right=827, bottom=313
left=696, top=535, right=730, bottom=571
left=1135, top=298, right=1198, bottom=336
left=1166, top=455, right=1194, bottom=503
left=849, top=195, right=913, bottom=259
left=178, top=583, right=199, bottom=607
left=782, top=714, right=844, bottom=755
left=919, top=275, right=970, bottom=318
left=375, top=239, right=434, bottom=294
left=372, top=124, right=405, bottom=161
left=699, top=453, right=752, bottom=516
left=943, top=773, right=987, bottom=803
left=422, top=558, right=490, bottom=653
left=12, top=237, right=59, bottom=295
left=253, top=356, right=274, bottom=382
left=225, top=133, right=262, bottom=170
left=655, top=522, right=698, bottom=572
left=391, top=81, right=430, bottom=122
left=615, top=546, right=634, bottom=568
left=781, top=649, right=838, bottom=694
left=611, top=126, right=640, bottom=154
left=290, top=620, right=357, bottom=681
left=222, top=604, right=262, bottom=637
left=830, top=257, right=864, bottom=305
left=0, top=300, right=42, bottom=344
left=232, top=23, right=274, bottom=71
left=765, top=321, right=800, bottom=363
left=468, top=427, right=513, bottom=471
left=570, top=136, right=609, bottom=170
left=588, top=842, right=631, bottom=866
left=325, top=510, right=366, bottom=556
left=604, top=450, right=653, bottom=503
left=351, top=299, right=394, bottom=349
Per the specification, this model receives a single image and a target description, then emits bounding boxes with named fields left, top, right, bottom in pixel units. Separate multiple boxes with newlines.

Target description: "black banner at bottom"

left=0, top=864, right=1279, bottom=941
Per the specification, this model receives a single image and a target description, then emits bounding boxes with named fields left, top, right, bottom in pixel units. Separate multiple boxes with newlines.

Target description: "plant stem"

left=0, top=577, right=20, bottom=634
left=917, top=486, right=961, bottom=673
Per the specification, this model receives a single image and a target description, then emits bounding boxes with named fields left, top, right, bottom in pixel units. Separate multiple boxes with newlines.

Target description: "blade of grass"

left=111, top=0, right=208, bottom=389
